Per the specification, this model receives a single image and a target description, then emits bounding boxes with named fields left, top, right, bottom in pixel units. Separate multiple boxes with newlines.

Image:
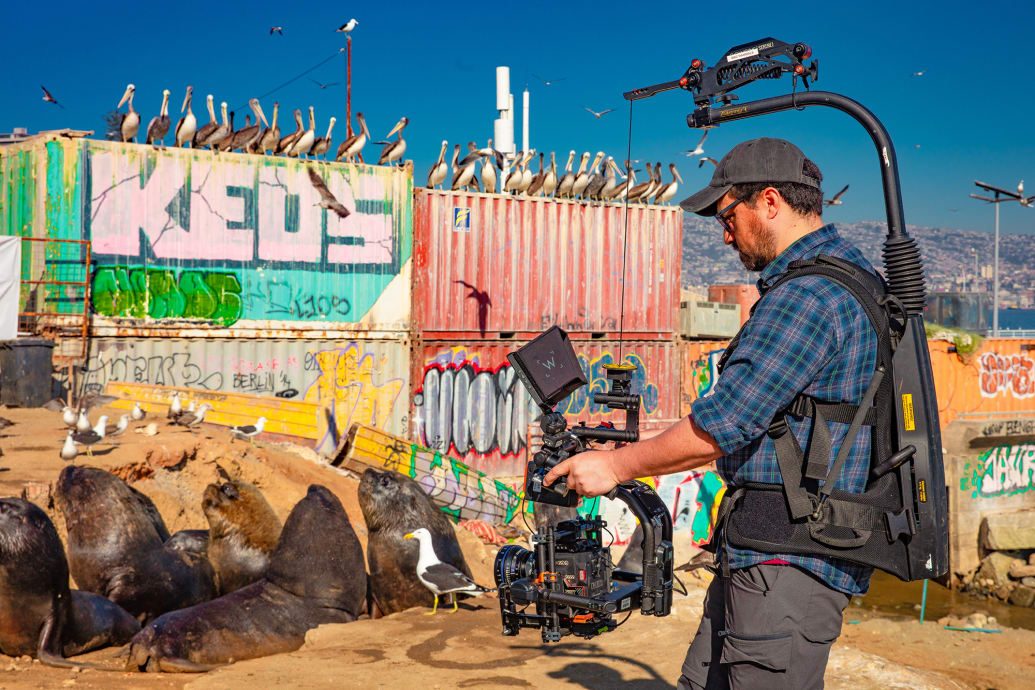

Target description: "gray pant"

left=677, top=564, right=850, bottom=690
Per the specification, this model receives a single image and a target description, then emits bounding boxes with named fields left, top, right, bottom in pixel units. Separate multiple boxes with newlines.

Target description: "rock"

left=965, top=612, right=989, bottom=628
left=1030, top=552, right=1035, bottom=566
left=980, top=511, right=1035, bottom=550
left=977, top=552, right=1024, bottom=587
left=1009, top=562, right=1035, bottom=579
left=1008, top=585, right=1035, bottom=608
left=1023, top=577, right=1035, bottom=588
left=995, top=584, right=1014, bottom=601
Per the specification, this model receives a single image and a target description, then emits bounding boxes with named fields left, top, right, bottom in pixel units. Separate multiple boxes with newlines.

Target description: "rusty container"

left=413, top=189, right=682, bottom=340
left=708, top=284, right=758, bottom=327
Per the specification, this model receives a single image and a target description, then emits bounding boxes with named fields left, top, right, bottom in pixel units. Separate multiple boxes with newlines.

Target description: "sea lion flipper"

left=37, top=614, right=110, bottom=671
left=154, top=657, right=227, bottom=673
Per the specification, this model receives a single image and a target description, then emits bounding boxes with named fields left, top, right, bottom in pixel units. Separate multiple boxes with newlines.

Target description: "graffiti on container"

left=960, top=443, right=1035, bottom=498
left=539, top=310, right=618, bottom=332
left=241, top=277, right=352, bottom=321
left=415, top=347, right=660, bottom=461
left=80, top=349, right=224, bottom=393
left=87, top=151, right=399, bottom=272
left=232, top=371, right=296, bottom=397
left=303, top=343, right=406, bottom=442
left=689, top=348, right=725, bottom=400
left=981, top=419, right=1035, bottom=437
left=978, top=352, right=1035, bottom=399
left=92, top=265, right=243, bottom=326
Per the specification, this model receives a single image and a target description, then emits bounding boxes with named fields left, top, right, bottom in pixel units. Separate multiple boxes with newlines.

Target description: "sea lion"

left=164, top=530, right=209, bottom=556
left=202, top=480, right=282, bottom=594
left=358, top=468, right=472, bottom=615
left=126, top=484, right=366, bottom=672
left=54, top=466, right=217, bottom=623
left=0, top=497, right=140, bottom=666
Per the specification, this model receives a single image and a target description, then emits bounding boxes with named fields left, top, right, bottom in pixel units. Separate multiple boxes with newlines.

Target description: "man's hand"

left=542, top=450, right=622, bottom=498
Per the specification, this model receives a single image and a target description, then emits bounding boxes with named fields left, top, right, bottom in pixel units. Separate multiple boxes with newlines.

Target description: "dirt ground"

left=0, top=406, right=1032, bottom=689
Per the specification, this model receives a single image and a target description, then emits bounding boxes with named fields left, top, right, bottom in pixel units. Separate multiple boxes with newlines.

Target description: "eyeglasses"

left=715, top=198, right=743, bottom=233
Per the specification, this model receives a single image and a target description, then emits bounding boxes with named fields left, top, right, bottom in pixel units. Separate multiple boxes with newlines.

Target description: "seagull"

left=310, top=78, right=340, bottom=90
left=174, top=403, right=212, bottom=430
left=584, top=107, right=614, bottom=119
left=404, top=528, right=494, bottom=614
left=60, top=431, right=78, bottom=462
left=270, top=26, right=283, bottom=35
left=533, top=74, right=565, bottom=86
left=62, top=406, right=78, bottom=428
left=131, top=402, right=146, bottom=421
left=76, top=411, right=92, bottom=433
left=41, top=85, right=64, bottom=109
left=105, top=414, right=130, bottom=438
left=231, top=417, right=266, bottom=444
left=308, top=166, right=351, bottom=218
left=824, top=184, right=850, bottom=206
left=73, top=415, right=108, bottom=456
left=167, top=392, right=183, bottom=421
left=336, top=18, right=358, bottom=33
left=698, top=156, right=718, bottom=168
left=913, top=144, right=921, bottom=150
left=911, top=70, right=926, bottom=77
left=683, top=131, right=708, bottom=157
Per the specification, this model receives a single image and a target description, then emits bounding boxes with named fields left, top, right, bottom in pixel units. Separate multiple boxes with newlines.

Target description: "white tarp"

left=0, top=237, right=21, bottom=340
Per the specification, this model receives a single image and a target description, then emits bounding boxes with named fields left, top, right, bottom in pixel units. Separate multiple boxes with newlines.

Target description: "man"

left=544, top=137, right=879, bottom=689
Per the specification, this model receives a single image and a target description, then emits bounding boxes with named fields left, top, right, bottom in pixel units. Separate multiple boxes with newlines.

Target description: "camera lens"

left=495, top=545, right=536, bottom=588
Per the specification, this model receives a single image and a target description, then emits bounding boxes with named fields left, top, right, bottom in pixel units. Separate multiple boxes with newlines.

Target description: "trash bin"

left=0, top=338, right=56, bottom=407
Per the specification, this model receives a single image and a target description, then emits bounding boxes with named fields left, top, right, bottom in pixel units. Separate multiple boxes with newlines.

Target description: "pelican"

left=336, top=111, right=369, bottom=163
left=448, top=145, right=464, bottom=190
left=426, top=140, right=448, bottom=189
left=453, top=142, right=483, bottom=192
left=287, top=106, right=317, bottom=159
left=378, top=117, right=408, bottom=167
left=311, top=116, right=336, bottom=159
left=541, top=152, right=559, bottom=197
left=627, top=162, right=655, bottom=203
left=192, top=94, right=217, bottom=148
left=198, top=101, right=230, bottom=150
left=475, top=139, right=504, bottom=171
left=277, top=109, right=304, bottom=154
left=503, top=150, right=525, bottom=193
left=217, top=111, right=237, bottom=152
left=570, top=152, right=593, bottom=198
left=614, top=161, right=636, bottom=202
left=174, top=86, right=196, bottom=148
left=527, top=153, right=546, bottom=196
left=145, top=89, right=171, bottom=148
left=257, top=101, right=280, bottom=154
left=583, top=152, right=607, bottom=200
left=655, top=164, right=683, bottom=204
left=519, top=149, right=537, bottom=193
left=601, top=157, right=622, bottom=201
left=556, top=150, right=577, bottom=198
left=481, top=139, right=498, bottom=193
left=117, top=84, right=139, bottom=143
left=233, top=99, right=269, bottom=153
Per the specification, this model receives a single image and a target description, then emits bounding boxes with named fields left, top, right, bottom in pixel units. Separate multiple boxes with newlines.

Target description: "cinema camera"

left=494, top=326, right=673, bottom=642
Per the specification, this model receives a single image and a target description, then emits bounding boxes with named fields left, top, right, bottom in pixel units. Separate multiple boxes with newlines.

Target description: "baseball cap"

left=679, top=137, right=822, bottom=216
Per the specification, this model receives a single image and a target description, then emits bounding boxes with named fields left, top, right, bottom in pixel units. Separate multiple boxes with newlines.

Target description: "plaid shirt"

left=691, top=224, right=876, bottom=595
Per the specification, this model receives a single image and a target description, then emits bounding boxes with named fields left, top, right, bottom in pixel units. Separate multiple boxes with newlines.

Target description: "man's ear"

left=761, top=187, right=781, bottom=220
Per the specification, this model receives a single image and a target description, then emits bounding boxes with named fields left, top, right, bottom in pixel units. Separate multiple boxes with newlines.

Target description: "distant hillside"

left=681, top=215, right=1034, bottom=293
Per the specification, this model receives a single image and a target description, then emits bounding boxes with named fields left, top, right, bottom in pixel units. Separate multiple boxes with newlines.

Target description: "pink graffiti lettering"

left=978, top=352, right=1035, bottom=399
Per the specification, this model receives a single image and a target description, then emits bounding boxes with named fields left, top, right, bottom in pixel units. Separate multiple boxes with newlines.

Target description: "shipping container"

left=414, top=338, right=681, bottom=477
left=0, top=136, right=413, bottom=336
left=678, top=339, right=732, bottom=418
left=680, top=300, right=741, bottom=339
left=80, top=336, right=412, bottom=442
left=413, top=188, right=682, bottom=340
left=708, top=284, right=757, bottom=328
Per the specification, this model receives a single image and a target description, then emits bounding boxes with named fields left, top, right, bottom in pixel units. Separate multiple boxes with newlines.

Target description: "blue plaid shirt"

left=691, top=224, right=876, bottom=595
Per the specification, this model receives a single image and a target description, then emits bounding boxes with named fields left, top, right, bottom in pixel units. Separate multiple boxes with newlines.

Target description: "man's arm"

left=542, top=415, right=722, bottom=497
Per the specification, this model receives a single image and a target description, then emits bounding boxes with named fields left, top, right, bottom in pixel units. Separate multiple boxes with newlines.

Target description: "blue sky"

left=4, top=1, right=1033, bottom=235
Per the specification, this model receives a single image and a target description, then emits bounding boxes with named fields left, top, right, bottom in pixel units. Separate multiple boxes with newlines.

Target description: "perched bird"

left=541, top=152, right=558, bottom=197
left=452, top=143, right=480, bottom=192
left=683, top=131, right=708, bottom=157
left=277, top=109, right=304, bottom=155
left=60, top=431, right=78, bottom=462
left=378, top=117, right=409, bottom=167
left=174, top=403, right=212, bottom=430
left=217, top=111, right=237, bottom=152
left=308, top=166, right=351, bottom=218
left=532, top=74, right=565, bottom=86
left=198, top=101, right=231, bottom=150
left=404, top=528, right=493, bottom=614
left=167, top=392, right=183, bottom=420
left=582, top=152, right=607, bottom=200
left=117, top=84, right=139, bottom=143
left=427, top=140, right=449, bottom=189
left=232, top=99, right=269, bottom=153
left=105, top=414, right=130, bottom=438
left=502, top=150, right=525, bottom=193
left=73, top=415, right=109, bottom=456
left=62, top=406, right=78, bottom=428
left=174, top=86, right=197, bottom=148
left=570, top=152, right=594, bottom=198
left=698, top=156, right=718, bottom=168
left=76, top=411, right=92, bottom=433
left=655, top=163, right=683, bottom=205
left=270, top=26, right=283, bottom=35
left=145, top=89, right=171, bottom=148
left=192, top=94, right=218, bottom=148
left=824, top=184, right=850, bottom=206
left=556, top=150, right=576, bottom=198
left=335, top=111, right=368, bottom=163
left=336, top=18, right=358, bottom=33
left=480, top=139, right=500, bottom=193
left=310, top=78, right=340, bottom=90
left=256, top=101, right=280, bottom=154
left=131, top=402, right=146, bottom=421
left=231, top=417, right=267, bottom=444
left=288, top=106, right=317, bottom=159
left=600, top=157, right=621, bottom=201
left=311, top=117, right=337, bottom=159
left=527, top=152, right=547, bottom=196
left=41, top=85, right=64, bottom=109
left=584, top=107, right=614, bottom=119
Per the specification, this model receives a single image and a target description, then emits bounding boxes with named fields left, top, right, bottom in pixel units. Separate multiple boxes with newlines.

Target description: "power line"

left=230, top=49, right=343, bottom=113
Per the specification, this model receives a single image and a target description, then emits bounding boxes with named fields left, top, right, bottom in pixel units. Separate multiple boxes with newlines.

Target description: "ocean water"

left=996, top=308, right=1035, bottom=332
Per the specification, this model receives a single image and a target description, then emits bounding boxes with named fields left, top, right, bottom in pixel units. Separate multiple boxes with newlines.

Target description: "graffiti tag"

left=979, top=352, right=1035, bottom=399
left=81, top=349, right=224, bottom=393
left=981, top=419, right=1035, bottom=437
left=92, top=265, right=243, bottom=326
left=961, top=443, right=1035, bottom=498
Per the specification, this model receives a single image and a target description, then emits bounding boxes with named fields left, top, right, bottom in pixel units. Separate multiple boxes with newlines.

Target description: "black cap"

left=679, top=137, right=821, bottom=216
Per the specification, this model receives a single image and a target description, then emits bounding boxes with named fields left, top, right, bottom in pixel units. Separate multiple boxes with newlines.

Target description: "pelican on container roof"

left=311, top=116, right=336, bottom=159
left=378, top=117, right=408, bottom=167
left=570, top=152, right=594, bottom=198
left=655, top=163, right=683, bottom=205
left=192, top=94, right=217, bottom=148
left=336, top=111, right=368, bottom=163
left=256, top=101, right=280, bottom=155
left=232, top=99, right=269, bottom=153
left=174, top=86, right=196, bottom=148
left=117, top=84, right=139, bottom=143
left=556, top=150, right=577, bottom=198
left=145, top=89, right=171, bottom=148
left=427, top=140, right=448, bottom=189
left=277, top=109, right=304, bottom=155
left=288, top=106, right=317, bottom=159
left=541, top=152, right=558, bottom=197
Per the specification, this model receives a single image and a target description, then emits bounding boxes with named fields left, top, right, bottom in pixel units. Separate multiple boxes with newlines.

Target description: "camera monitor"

left=507, top=326, right=587, bottom=410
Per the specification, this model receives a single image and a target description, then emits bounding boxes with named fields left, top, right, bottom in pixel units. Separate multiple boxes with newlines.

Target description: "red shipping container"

left=413, top=189, right=681, bottom=340
left=708, top=284, right=758, bottom=327
left=413, top=338, right=681, bottom=477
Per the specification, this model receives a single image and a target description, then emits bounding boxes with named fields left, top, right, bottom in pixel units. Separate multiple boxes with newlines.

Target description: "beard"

left=732, top=217, right=779, bottom=272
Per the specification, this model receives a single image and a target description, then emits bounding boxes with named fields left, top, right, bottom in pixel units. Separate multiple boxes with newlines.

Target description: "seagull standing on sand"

left=76, top=412, right=92, bottom=433
left=231, top=417, right=266, bottom=444
left=60, top=431, right=78, bottom=461
left=404, top=528, right=494, bottom=614
left=175, top=403, right=212, bottom=430
left=106, top=414, right=130, bottom=438
left=131, top=402, right=146, bottom=421
left=168, top=392, right=182, bottom=421
left=62, top=406, right=78, bottom=428
left=73, top=416, right=108, bottom=456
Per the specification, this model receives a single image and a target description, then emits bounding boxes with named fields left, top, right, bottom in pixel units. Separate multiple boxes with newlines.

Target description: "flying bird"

left=698, top=156, right=718, bottom=168
left=911, top=70, right=926, bottom=77
left=310, top=78, right=340, bottom=90
left=533, top=74, right=565, bottom=86
left=404, top=528, right=494, bottom=614
left=683, top=131, right=708, bottom=157
left=270, top=26, right=283, bottom=35
left=336, top=18, right=358, bottom=33
left=824, top=184, right=850, bottom=206
left=584, top=107, right=614, bottom=119
left=307, top=166, right=351, bottom=218
left=41, top=85, right=64, bottom=109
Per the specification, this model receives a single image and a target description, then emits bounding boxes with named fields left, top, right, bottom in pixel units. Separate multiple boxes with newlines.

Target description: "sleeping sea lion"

left=202, top=480, right=282, bottom=594
left=358, top=468, right=472, bottom=615
left=53, top=466, right=217, bottom=623
left=126, top=484, right=366, bottom=672
left=0, top=497, right=140, bottom=666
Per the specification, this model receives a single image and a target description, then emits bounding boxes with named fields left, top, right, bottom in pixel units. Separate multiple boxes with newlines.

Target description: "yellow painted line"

left=103, top=382, right=323, bottom=439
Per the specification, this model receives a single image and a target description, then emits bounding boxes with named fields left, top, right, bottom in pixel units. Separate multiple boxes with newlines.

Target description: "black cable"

left=674, top=572, right=688, bottom=597
left=617, top=99, right=634, bottom=362
left=230, top=49, right=343, bottom=113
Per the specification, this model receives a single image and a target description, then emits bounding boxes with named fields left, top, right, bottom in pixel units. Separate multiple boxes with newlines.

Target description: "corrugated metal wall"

left=413, top=189, right=681, bottom=339
left=414, top=339, right=681, bottom=477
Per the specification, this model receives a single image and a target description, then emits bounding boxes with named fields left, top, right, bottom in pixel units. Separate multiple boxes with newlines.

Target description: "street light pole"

left=971, top=179, right=1032, bottom=338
